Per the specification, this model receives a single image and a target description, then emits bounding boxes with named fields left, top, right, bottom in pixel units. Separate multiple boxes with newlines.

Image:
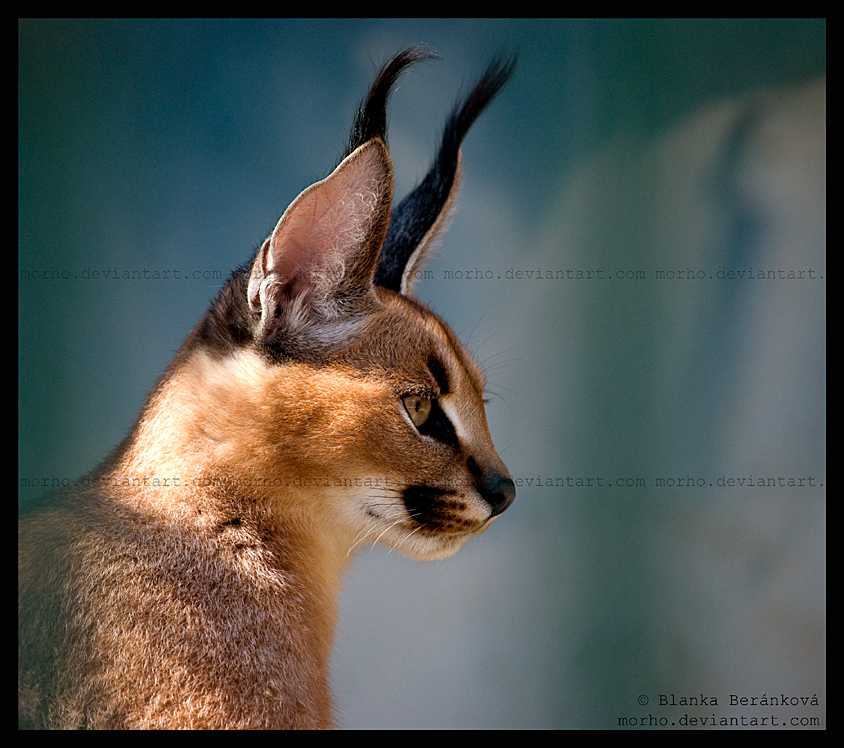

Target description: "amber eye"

left=403, top=395, right=433, bottom=428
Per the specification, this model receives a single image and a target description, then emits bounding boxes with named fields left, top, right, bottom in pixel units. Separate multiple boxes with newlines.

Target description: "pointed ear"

left=381, top=152, right=463, bottom=296
left=248, top=139, right=393, bottom=341
left=375, top=52, right=515, bottom=296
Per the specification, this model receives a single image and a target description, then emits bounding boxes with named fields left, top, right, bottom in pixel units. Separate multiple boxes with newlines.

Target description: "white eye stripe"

left=437, top=397, right=469, bottom=443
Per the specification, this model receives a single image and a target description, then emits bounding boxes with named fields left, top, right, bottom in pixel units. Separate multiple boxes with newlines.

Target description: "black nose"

left=477, top=472, right=516, bottom=517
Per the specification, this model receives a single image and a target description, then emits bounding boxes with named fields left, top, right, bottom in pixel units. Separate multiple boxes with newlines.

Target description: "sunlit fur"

left=19, top=48, right=515, bottom=729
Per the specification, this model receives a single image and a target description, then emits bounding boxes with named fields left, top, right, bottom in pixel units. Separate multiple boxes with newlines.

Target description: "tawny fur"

left=19, top=49, right=515, bottom=730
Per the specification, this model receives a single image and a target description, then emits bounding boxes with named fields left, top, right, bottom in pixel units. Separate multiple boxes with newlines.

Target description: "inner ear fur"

left=248, top=139, right=393, bottom=337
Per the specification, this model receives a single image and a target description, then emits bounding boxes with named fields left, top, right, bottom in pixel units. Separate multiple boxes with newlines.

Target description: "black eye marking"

left=400, top=355, right=456, bottom=446
left=427, top=355, right=450, bottom=396
left=416, top=397, right=458, bottom=448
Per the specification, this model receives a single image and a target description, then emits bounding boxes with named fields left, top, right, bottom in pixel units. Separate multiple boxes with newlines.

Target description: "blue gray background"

left=19, top=19, right=825, bottom=729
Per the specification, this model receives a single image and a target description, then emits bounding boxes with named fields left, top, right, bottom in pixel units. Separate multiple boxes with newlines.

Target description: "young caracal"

left=19, top=48, right=516, bottom=729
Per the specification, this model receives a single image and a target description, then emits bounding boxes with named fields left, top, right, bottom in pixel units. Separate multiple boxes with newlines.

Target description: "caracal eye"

left=403, top=395, right=433, bottom=428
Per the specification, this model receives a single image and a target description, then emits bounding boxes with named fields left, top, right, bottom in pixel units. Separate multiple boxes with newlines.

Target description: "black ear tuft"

left=374, top=52, right=517, bottom=293
left=347, top=46, right=435, bottom=156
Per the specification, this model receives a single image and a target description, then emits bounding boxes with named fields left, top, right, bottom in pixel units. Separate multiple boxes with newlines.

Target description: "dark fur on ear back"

left=374, top=52, right=517, bottom=293
left=190, top=49, right=515, bottom=361
left=347, top=46, right=435, bottom=155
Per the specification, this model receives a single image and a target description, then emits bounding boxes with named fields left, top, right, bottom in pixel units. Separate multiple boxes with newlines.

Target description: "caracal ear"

left=248, top=138, right=393, bottom=341
left=374, top=52, right=516, bottom=296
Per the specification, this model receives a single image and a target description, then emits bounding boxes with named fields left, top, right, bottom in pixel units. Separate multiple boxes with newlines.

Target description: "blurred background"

left=19, top=19, right=825, bottom=729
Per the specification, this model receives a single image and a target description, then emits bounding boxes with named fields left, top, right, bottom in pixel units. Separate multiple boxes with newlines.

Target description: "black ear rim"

left=374, top=51, right=517, bottom=293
